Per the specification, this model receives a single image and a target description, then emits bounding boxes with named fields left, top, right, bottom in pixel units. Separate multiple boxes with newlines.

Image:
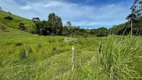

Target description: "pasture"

left=0, top=28, right=142, bottom=80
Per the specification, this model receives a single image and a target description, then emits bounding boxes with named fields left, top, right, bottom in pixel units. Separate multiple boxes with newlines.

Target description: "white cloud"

left=0, top=0, right=131, bottom=28
left=20, top=5, right=32, bottom=10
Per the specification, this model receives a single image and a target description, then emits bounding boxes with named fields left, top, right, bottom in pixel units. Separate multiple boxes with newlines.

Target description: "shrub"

left=15, top=42, right=22, bottom=46
left=91, top=27, right=108, bottom=37
left=19, top=22, right=26, bottom=31
left=8, top=12, right=11, bottom=15
left=4, top=16, right=13, bottom=20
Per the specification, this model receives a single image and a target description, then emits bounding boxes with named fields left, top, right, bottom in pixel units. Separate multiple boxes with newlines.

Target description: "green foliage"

left=0, top=29, right=141, bottom=80
left=91, top=27, right=108, bottom=37
left=0, top=8, right=142, bottom=80
left=66, top=21, right=72, bottom=26
left=131, top=0, right=142, bottom=19
left=109, top=0, right=142, bottom=36
left=48, top=13, right=63, bottom=35
left=31, top=13, right=63, bottom=35
left=4, top=16, right=13, bottom=20
left=126, top=13, right=136, bottom=21
left=0, top=10, right=34, bottom=31
left=30, top=13, right=89, bottom=37
left=0, top=10, right=94, bottom=37
left=109, top=19, right=142, bottom=35
left=19, top=22, right=26, bottom=31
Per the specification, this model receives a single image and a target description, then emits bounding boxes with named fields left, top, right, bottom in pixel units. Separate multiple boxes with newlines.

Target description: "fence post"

left=72, top=45, right=75, bottom=71
left=97, top=43, right=102, bottom=72
left=98, top=42, right=102, bottom=60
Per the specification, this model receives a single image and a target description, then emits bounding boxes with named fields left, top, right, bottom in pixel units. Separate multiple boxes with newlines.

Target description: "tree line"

left=18, top=13, right=91, bottom=37
left=109, top=0, right=142, bottom=36
left=17, top=0, right=142, bottom=37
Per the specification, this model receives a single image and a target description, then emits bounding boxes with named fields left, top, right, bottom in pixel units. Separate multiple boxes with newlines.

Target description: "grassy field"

left=0, top=28, right=142, bottom=80
left=0, top=10, right=34, bottom=29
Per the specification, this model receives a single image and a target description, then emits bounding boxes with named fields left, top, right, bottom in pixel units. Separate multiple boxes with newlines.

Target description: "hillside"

left=0, top=10, right=34, bottom=29
left=0, top=5, right=142, bottom=80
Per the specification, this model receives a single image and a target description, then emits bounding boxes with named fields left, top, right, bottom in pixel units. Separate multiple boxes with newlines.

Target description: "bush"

left=19, top=22, right=26, bottom=31
left=91, top=27, right=108, bottom=37
left=15, top=42, right=22, bottom=46
left=8, top=12, right=12, bottom=15
left=4, top=16, right=13, bottom=20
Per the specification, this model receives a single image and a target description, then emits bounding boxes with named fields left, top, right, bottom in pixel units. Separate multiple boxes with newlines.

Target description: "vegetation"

left=4, top=16, right=13, bottom=20
left=0, top=0, right=142, bottom=80
left=90, top=27, right=108, bottom=37
left=0, top=10, right=34, bottom=31
left=109, top=0, right=142, bottom=36
left=109, top=20, right=142, bottom=35
left=0, top=29, right=141, bottom=80
left=0, top=22, right=6, bottom=31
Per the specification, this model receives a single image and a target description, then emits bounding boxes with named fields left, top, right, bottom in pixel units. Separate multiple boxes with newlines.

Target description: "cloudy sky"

left=0, top=0, right=133, bottom=28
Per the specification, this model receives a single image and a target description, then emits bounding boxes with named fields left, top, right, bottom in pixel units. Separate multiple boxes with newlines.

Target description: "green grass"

left=0, top=29, right=142, bottom=80
left=0, top=10, right=34, bottom=29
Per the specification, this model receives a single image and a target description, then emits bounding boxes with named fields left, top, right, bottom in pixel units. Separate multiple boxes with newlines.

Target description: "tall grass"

left=79, top=36, right=141, bottom=80
left=0, top=29, right=141, bottom=80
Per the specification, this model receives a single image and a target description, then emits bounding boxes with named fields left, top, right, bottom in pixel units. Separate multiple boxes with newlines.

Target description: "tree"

left=66, top=21, right=72, bottom=26
left=56, top=16, right=63, bottom=35
left=126, top=13, right=137, bottom=37
left=19, top=22, right=25, bottom=31
left=48, top=13, right=63, bottom=35
left=32, top=17, right=40, bottom=22
left=91, top=27, right=108, bottom=37
left=126, top=13, right=137, bottom=21
left=48, top=13, right=56, bottom=34
left=130, top=0, right=142, bottom=19
left=32, top=17, right=42, bottom=34
left=62, top=27, right=71, bottom=36
left=127, top=0, right=142, bottom=37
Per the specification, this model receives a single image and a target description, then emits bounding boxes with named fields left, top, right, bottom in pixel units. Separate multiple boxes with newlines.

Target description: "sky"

left=0, top=0, right=133, bottom=29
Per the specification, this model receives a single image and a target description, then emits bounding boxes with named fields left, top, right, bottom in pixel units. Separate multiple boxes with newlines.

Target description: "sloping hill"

left=0, top=10, right=34, bottom=29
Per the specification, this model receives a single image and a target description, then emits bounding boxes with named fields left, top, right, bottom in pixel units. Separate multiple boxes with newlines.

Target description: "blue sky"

left=0, top=0, right=133, bottom=29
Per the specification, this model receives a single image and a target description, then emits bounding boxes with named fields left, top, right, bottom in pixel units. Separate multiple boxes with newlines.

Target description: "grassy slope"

left=0, top=10, right=34, bottom=29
